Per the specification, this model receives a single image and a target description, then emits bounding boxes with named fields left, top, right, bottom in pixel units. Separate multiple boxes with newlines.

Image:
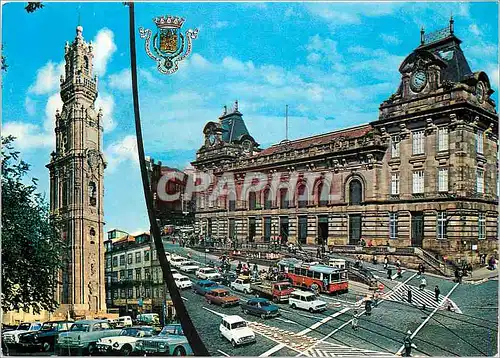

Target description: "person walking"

left=397, top=266, right=403, bottom=278
left=351, top=310, right=358, bottom=331
left=316, top=246, right=321, bottom=259
left=434, top=285, right=440, bottom=302
left=383, top=255, right=389, bottom=269
left=387, top=268, right=393, bottom=280
left=407, top=288, right=412, bottom=304
left=404, top=330, right=416, bottom=357
left=364, top=297, right=372, bottom=316
left=419, top=277, right=427, bottom=291
left=396, top=258, right=401, bottom=268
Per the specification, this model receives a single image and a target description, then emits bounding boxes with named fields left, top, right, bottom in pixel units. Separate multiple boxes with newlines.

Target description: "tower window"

left=89, top=181, right=97, bottom=206
left=84, top=56, right=89, bottom=73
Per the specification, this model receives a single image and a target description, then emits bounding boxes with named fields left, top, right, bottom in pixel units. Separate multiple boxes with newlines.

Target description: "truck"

left=250, top=281, right=294, bottom=303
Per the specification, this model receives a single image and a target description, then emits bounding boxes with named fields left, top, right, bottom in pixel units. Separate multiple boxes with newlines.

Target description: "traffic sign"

left=378, top=283, right=385, bottom=291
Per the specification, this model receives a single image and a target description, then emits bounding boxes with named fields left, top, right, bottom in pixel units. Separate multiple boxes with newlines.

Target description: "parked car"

left=219, top=315, right=256, bottom=348
left=231, top=277, right=253, bottom=294
left=289, top=290, right=327, bottom=313
left=18, top=321, right=73, bottom=353
left=136, top=324, right=192, bottom=356
left=56, top=319, right=122, bottom=355
left=134, top=313, right=160, bottom=326
left=96, top=326, right=156, bottom=355
left=196, top=267, right=222, bottom=281
left=173, top=273, right=193, bottom=289
left=193, top=280, right=222, bottom=295
left=206, top=288, right=240, bottom=307
left=179, top=260, right=201, bottom=273
left=241, top=298, right=280, bottom=319
left=114, top=316, right=133, bottom=328
left=170, top=256, right=189, bottom=268
left=2, top=322, right=42, bottom=346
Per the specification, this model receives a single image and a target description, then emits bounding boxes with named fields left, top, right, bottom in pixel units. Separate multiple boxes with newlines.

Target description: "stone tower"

left=46, top=25, right=107, bottom=317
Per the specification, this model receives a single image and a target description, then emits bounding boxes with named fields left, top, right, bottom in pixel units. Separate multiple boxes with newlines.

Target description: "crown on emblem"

left=154, top=15, right=185, bottom=29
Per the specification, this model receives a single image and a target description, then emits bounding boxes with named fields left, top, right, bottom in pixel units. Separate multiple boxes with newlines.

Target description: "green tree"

left=25, top=2, right=44, bottom=13
left=1, top=136, right=65, bottom=314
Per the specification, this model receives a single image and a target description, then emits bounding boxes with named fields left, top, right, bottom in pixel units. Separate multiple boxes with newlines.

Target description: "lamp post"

left=126, top=3, right=208, bottom=355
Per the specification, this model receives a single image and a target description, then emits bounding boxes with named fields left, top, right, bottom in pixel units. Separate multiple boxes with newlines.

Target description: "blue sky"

left=2, top=2, right=498, bottom=234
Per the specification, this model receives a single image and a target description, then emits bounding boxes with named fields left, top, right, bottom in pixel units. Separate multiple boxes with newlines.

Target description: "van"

left=135, top=313, right=160, bottom=325
left=289, top=290, right=327, bottom=313
left=115, top=316, right=132, bottom=328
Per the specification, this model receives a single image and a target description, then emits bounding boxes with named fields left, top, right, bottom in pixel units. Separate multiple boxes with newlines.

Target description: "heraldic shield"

left=139, top=15, right=198, bottom=74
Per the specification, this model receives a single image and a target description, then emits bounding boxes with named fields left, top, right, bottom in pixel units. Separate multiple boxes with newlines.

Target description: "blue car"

left=192, top=280, right=222, bottom=295
left=241, top=298, right=280, bottom=319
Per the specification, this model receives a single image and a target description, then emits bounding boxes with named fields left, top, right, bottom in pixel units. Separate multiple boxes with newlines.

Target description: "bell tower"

left=47, top=25, right=107, bottom=317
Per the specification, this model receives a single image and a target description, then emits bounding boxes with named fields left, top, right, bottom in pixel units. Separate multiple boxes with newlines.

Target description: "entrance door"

left=349, top=215, right=362, bottom=245
left=280, top=217, right=289, bottom=244
left=411, top=212, right=424, bottom=247
left=318, top=216, right=328, bottom=246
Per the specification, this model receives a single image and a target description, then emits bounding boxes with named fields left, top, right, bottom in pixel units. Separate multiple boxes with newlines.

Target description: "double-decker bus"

left=277, top=258, right=348, bottom=294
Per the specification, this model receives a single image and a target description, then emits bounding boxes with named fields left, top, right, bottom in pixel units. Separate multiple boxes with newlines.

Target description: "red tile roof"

left=257, top=124, right=373, bottom=156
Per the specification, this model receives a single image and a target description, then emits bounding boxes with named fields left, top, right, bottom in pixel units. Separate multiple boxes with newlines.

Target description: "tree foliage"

left=1, top=136, right=65, bottom=314
left=25, top=2, right=44, bottom=13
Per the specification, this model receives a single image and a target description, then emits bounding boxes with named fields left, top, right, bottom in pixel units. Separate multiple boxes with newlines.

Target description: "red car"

left=205, top=288, right=240, bottom=307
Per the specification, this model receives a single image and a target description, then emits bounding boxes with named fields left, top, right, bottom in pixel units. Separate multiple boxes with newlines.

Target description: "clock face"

left=208, top=133, right=216, bottom=146
left=411, top=70, right=427, bottom=92
left=476, top=82, right=485, bottom=103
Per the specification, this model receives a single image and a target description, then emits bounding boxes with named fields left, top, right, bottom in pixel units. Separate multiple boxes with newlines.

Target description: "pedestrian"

left=419, top=277, right=426, bottom=291
left=434, top=285, right=440, bottom=302
left=396, top=258, right=401, bottom=268
left=421, top=264, right=425, bottom=274
left=316, top=246, right=321, bottom=259
left=387, top=268, right=393, bottom=280
left=364, top=298, right=372, bottom=315
left=397, top=266, right=402, bottom=278
left=404, top=330, right=416, bottom=357
left=407, top=288, right=412, bottom=304
left=351, top=310, right=358, bottom=331
left=236, top=261, right=242, bottom=276
left=323, top=277, right=329, bottom=291
left=383, top=255, right=388, bottom=269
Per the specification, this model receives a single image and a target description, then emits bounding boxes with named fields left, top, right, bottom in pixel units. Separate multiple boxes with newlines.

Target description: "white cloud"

left=92, top=28, right=117, bottom=76
left=212, top=21, right=229, bottom=29
left=307, top=53, right=321, bottom=63
left=25, top=97, right=36, bottom=116
left=95, top=92, right=116, bottom=132
left=28, top=61, right=64, bottom=95
left=485, top=62, right=499, bottom=90
left=380, top=33, right=401, bottom=45
left=468, top=24, right=482, bottom=36
left=105, top=135, right=138, bottom=172
left=108, top=68, right=131, bottom=91
left=44, top=93, right=63, bottom=135
left=222, top=56, right=255, bottom=72
left=2, top=122, right=53, bottom=150
left=306, top=35, right=342, bottom=63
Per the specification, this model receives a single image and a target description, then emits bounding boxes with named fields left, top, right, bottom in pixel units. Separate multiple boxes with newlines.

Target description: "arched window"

left=263, top=188, right=272, bottom=209
left=348, top=179, right=363, bottom=205
left=248, top=191, right=256, bottom=210
left=297, top=183, right=307, bottom=208
left=90, top=227, right=96, bottom=236
left=317, top=182, right=328, bottom=207
left=84, top=56, right=89, bottom=73
left=279, top=188, right=289, bottom=209
left=228, top=191, right=236, bottom=212
left=89, top=181, right=97, bottom=206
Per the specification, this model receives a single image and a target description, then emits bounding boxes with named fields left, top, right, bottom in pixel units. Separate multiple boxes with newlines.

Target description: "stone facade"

left=191, top=21, right=498, bottom=263
left=46, top=25, right=107, bottom=318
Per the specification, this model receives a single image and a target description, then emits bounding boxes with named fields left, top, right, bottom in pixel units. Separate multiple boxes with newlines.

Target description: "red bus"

left=277, top=258, right=348, bottom=294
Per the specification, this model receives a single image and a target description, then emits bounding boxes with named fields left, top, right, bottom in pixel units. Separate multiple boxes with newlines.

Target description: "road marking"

left=298, top=307, right=351, bottom=336
left=181, top=296, right=188, bottom=301
left=259, top=343, right=286, bottom=357
left=202, top=306, right=226, bottom=318
left=275, top=317, right=299, bottom=325
left=391, top=270, right=406, bottom=280
left=217, top=349, right=230, bottom=356
left=395, top=282, right=460, bottom=355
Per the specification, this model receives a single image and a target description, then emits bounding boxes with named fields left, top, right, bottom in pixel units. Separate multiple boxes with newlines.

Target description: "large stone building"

left=191, top=20, right=498, bottom=262
left=46, top=25, right=107, bottom=317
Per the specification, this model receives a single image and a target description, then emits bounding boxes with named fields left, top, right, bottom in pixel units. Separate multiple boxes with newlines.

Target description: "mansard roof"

left=257, top=124, right=373, bottom=156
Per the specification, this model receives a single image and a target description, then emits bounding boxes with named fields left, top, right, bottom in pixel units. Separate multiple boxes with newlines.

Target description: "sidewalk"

left=463, top=266, right=499, bottom=283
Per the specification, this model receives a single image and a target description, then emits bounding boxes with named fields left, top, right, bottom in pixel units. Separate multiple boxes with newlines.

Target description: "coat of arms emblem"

left=139, top=15, right=198, bottom=74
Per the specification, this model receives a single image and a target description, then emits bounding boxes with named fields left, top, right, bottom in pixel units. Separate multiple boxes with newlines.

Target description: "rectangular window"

left=120, top=289, right=126, bottom=299
left=438, top=168, right=449, bottom=192
left=106, top=258, right=111, bottom=268
left=476, top=130, right=484, bottom=154
left=119, top=270, right=125, bottom=281
left=437, top=212, right=447, bottom=239
left=412, top=130, right=425, bottom=155
left=119, top=255, right=125, bottom=266
left=391, top=136, right=400, bottom=158
left=263, top=217, right=271, bottom=242
left=112, top=256, right=118, bottom=267
left=412, top=170, right=425, bottom=194
left=228, top=218, right=236, bottom=239
left=389, top=212, right=398, bottom=239
left=135, top=287, right=141, bottom=298
left=113, top=290, right=119, bottom=299
left=298, top=216, right=307, bottom=244
left=144, top=268, right=151, bottom=280
left=478, top=213, right=486, bottom=240
left=280, top=188, right=289, bottom=209
left=127, top=288, right=133, bottom=299
left=152, top=250, right=157, bottom=261
left=437, top=127, right=449, bottom=151
left=145, top=287, right=151, bottom=298
left=135, top=268, right=141, bottom=281
left=391, top=173, right=400, bottom=195
left=135, top=251, right=142, bottom=264
left=144, top=250, right=150, bottom=261
left=127, top=253, right=133, bottom=265
left=477, top=168, right=484, bottom=194
left=127, top=269, right=133, bottom=280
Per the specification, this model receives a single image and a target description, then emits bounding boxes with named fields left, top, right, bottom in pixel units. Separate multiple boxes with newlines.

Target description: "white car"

left=2, top=322, right=42, bottom=345
left=96, top=326, right=156, bottom=355
left=114, top=316, right=133, bottom=328
left=230, top=277, right=252, bottom=294
left=196, top=267, right=222, bottom=280
left=219, top=315, right=256, bottom=348
left=173, top=274, right=192, bottom=289
left=289, top=290, right=327, bottom=313
left=179, top=261, right=200, bottom=273
left=170, top=256, right=188, bottom=268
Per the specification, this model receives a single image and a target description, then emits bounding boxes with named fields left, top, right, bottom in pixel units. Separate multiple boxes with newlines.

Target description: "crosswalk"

left=303, top=341, right=392, bottom=357
left=381, top=283, right=462, bottom=313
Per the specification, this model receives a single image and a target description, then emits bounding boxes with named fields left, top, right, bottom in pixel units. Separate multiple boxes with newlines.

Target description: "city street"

left=165, top=243, right=498, bottom=357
